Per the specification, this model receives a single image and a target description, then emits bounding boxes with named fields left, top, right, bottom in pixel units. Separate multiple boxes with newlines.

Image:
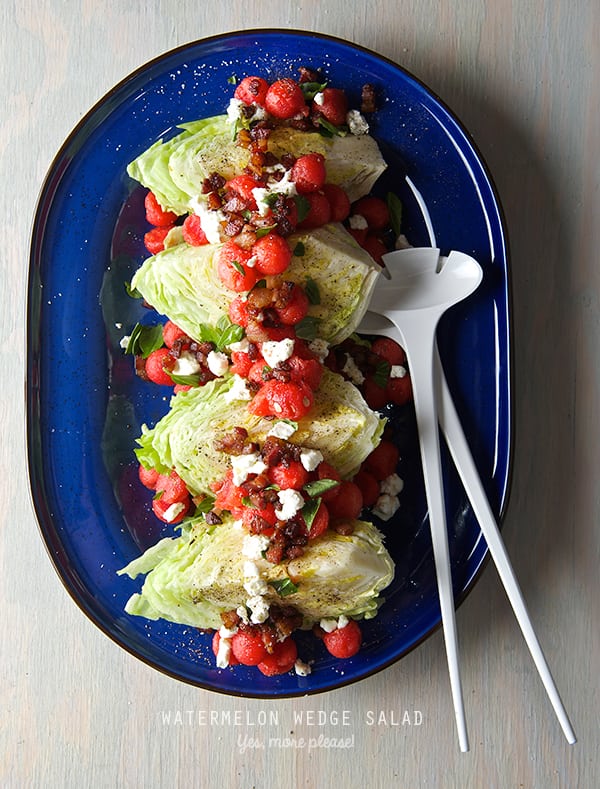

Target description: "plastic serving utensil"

left=361, top=246, right=576, bottom=748
left=366, top=247, right=482, bottom=751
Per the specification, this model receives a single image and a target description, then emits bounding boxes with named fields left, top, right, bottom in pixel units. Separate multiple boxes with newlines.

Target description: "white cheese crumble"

left=308, top=338, right=330, bottom=362
left=242, top=561, right=269, bottom=596
left=349, top=213, right=368, bottom=230
left=380, top=473, right=404, bottom=496
left=247, top=594, right=270, bottom=624
left=294, top=659, right=312, bottom=676
left=223, top=374, right=252, bottom=402
left=172, top=350, right=201, bottom=377
left=342, top=354, right=365, bottom=385
left=300, top=447, right=323, bottom=472
left=119, top=335, right=130, bottom=350
left=207, top=350, right=229, bottom=376
left=372, top=493, right=400, bottom=521
left=236, top=605, right=250, bottom=624
left=226, top=97, right=244, bottom=123
left=231, top=451, right=268, bottom=485
left=219, top=623, right=239, bottom=639
left=228, top=337, right=251, bottom=353
left=216, top=635, right=233, bottom=668
left=161, top=501, right=186, bottom=523
left=319, top=618, right=338, bottom=633
left=187, top=198, right=226, bottom=244
left=268, top=420, right=297, bottom=440
left=275, top=488, right=305, bottom=520
left=346, top=109, right=369, bottom=135
left=252, top=169, right=298, bottom=216
left=242, top=533, right=271, bottom=560
left=261, top=338, right=295, bottom=368
left=390, top=365, right=407, bottom=379
left=313, top=91, right=325, bottom=106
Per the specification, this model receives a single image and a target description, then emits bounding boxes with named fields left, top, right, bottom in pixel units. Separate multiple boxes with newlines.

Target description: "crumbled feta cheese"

left=236, top=605, right=250, bottom=624
left=172, top=350, right=201, bottom=377
left=268, top=420, right=297, bottom=440
left=231, top=451, right=268, bottom=485
left=216, top=635, right=233, bottom=668
left=275, top=488, right=305, bottom=520
left=251, top=186, right=271, bottom=216
left=380, top=473, right=404, bottom=496
left=261, top=338, right=295, bottom=368
left=119, top=335, right=130, bottom=349
left=294, top=659, right=312, bottom=676
left=346, top=109, right=369, bottom=135
left=349, top=213, right=368, bottom=230
left=223, top=374, right=252, bottom=402
left=242, top=533, right=270, bottom=560
left=228, top=337, right=250, bottom=353
left=252, top=170, right=298, bottom=216
left=226, top=97, right=244, bottom=123
left=308, top=338, right=330, bottom=362
left=319, top=618, right=338, bottom=633
left=247, top=594, right=270, bottom=624
left=207, top=350, right=229, bottom=376
left=161, top=501, right=186, bottom=523
left=342, top=354, right=365, bottom=385
left=219, top=623, right=239, bottom=639
left=300, top=448, right=323, bottom=472
left=246, top=255, right=257, bottom=268
left=115, top=322, right=123, bottom=330
left=243, top=562, right=269, bottom=596
left=395, top=234, right=412, bottom=250
left=390, top=365, right=407, bottom=379
left=187, top=198, right=226, bottom=244
left=313, top=91, right=325, bottom=106
left=373, top=493, right=400, bottom=521
left=337, top=615, right=349, bottom=629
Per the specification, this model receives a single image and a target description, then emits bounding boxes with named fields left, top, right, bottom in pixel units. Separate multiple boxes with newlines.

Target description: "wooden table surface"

left=3, top=2, right=598, bottom=787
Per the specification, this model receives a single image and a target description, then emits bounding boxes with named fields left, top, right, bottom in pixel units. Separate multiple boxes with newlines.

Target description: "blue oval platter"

left=27, top=30, right=512, bottom=696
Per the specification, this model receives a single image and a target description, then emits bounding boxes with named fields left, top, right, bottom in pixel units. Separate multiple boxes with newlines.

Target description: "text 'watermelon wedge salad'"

left=117, top=68, right=414, bottom=677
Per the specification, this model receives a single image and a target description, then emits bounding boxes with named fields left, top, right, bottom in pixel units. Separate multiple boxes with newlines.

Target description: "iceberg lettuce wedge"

left=130, top=223, right=380, bottom=345
left=135, top=368, right=384, bottom=496
left=118, top=516, right=394, bottom=629
left=126, top=114, right=387, bottom=213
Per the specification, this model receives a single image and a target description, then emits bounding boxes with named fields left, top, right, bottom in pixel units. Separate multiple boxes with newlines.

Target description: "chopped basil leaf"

left=125, top=322, right=164, bottom=358
left=303, top=478, right=340, bottom=498
left=293, top=195, right=311, bottom=224
left=268, top=578, right=299, bottom=597
left=295, top=315, right=321, bottom=340
left=300, top=80, right=328, bottom=100
left=387, top=192, right=403, bottom=237
left=293, top=241, right=305, bottom=257
left=124, top=281, right=142, bottom=299
left=317, top=117, right=348, bottom=137
left=231, top=259, right=246, bottom=275
left=305, top=276, right=321, bottom=305
left=374, top=359, right=391, bottom=388
left=197, top=317, right=244, bottom=351
left=169, top=372, right=200, bottom=386
left=227, top=75, right=237, bottom=85
left=194, top=496, right=216, bottom=513
left=301, top=498, right=321, bottom=531
left=255, top=225, right=277, bottom=238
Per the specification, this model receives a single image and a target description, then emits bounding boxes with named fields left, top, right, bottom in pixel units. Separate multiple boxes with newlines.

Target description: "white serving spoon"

left=366, top=247, right=483, bottom=752
left=361, top=246, right=576, bottom=748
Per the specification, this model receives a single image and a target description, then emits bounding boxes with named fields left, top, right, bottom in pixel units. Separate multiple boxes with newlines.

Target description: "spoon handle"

left=397, top=322, right=470, bottom=752
left=435, top=343, right=577, bottom=744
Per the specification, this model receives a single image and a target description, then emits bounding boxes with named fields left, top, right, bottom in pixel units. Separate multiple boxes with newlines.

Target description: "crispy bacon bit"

left=221, top=609, right=241, bottom=629
left=261, top=436, right=302, bottom=467
left=247, top=286, right=275, bottom=310
left=297, top=66, right=322, bottom=84
left=269, top=605, right=303, bottom=639
left=205, top=510, right=223, bottom=526
left=361, top=83, right=377, bottom=113
left=134, top=355, right=149, bottom=381
left=213, top=426, right=250, bottom=455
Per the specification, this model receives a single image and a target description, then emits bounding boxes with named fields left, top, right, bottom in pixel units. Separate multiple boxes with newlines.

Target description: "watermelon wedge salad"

left=117, top=67, right=414, bottom=678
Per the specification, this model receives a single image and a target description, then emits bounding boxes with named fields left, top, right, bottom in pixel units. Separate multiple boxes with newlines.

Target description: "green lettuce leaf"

left=135, top=368, right=384, bottom=497
left=126, top=114, right=387, bottom=213
left=130, top=223, right=380, bottom=346
left=118, top=516, right=394, bottom=628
